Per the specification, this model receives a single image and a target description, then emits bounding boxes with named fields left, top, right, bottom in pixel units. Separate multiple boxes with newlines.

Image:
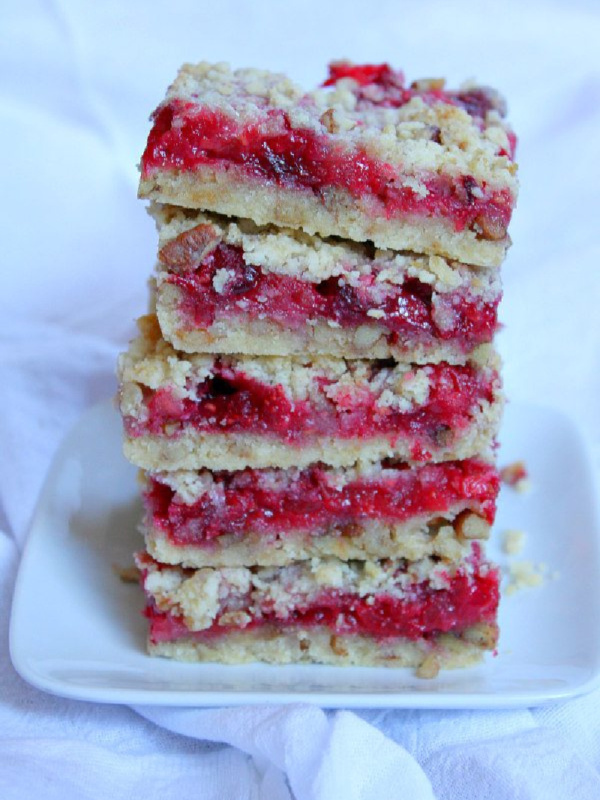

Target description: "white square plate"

left=9, top=400, right=600, bottom=708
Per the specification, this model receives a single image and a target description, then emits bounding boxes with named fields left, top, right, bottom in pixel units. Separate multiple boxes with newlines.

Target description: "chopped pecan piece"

left=159, top=223, right=221, bottom=270
left=474, top=212, right=507, bottom=241
left=320, top=108, right=338, bottom=133
left=339, top=522, right=363, bottom=538
left=462, top=622, right=498, bottom=649
left=429, top=125, right=442, bottom=144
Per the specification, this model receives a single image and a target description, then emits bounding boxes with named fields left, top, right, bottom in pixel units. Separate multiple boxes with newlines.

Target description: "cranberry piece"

left=227, top=263, right=260, bottom=296
left=207, top=376, right=238, bottom=397
left=456, top=88, right=506, bottom=119
left=314, top=276, right=339, bottom=298
left=315, top=278, right=365, bottom=324
left=459, top=176, right=479, bottom=205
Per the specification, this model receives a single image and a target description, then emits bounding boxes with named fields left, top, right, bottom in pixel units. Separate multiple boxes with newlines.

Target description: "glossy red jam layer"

left=146, top=459, right=498, bottom=544
left=126, top=361, right=497, bottom=459
left=144, top=565, right=499, bottom=643
left=166, top=242, right=499, bottom=350
left=142, top=101, right=512, bottom=237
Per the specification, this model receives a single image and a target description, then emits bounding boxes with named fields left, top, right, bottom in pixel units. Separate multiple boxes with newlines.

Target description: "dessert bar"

left=153, top=204, right=501, bottom=363
left=139, top=62, right=517, bottom=267
left=142, top=459, right=498, bottom=566
left=118, top=316, right=502, bottom=471
left=136, top=549, right=499, bottom=669
left=119, top=58, right=518, bottom=675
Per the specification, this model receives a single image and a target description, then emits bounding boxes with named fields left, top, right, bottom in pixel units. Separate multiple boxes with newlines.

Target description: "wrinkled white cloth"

left=2, top=1, right=600, bottom=798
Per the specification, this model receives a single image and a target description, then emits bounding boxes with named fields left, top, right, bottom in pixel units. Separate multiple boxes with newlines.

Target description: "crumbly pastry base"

left=156, top=289, right=482, bottom=365
left=139, top=166, right=509, bottom=268
left=123, top=395, right=501, bottom=470
left=143, top=514, right=487, bottom=568
left=147, top=622, right=498, bottom=670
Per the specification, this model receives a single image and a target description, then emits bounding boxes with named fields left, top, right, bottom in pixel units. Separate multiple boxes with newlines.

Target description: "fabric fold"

left=133, top=705, right=436, bottom=800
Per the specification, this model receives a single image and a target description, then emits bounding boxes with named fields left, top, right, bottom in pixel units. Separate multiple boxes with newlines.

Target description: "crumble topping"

left=139, top=549, right=487, bottom=632
left=505, top=560, right=546, bottom=596
left=212, top=268, right=236, bottom=294
left=376, top=369, right=431, bottom=412
left=164, top=62, right=517, bottom=191
left=502, top=529, right=525, bottom=556
left=152, top=469, right=220, bottom=506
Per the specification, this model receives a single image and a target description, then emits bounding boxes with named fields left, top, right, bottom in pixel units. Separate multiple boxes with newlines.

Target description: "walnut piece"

left=474, top=212, right=507, bottom=241
left=330, top=635, right=349, bottom=657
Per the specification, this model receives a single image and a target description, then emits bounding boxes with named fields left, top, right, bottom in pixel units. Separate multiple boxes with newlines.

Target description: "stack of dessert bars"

left=118, top=62, right=517, bottom=675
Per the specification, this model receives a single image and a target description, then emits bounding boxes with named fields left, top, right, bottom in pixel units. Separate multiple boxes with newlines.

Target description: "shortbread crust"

left=143, top=517, right=487, bottom=568
left=148, top=624, right=498, bottom=670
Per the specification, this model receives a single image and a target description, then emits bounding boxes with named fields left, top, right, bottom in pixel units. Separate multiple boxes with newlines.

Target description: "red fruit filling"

left=146, top=459, right=498, bottom=544
left=143, top=563, right=499, bottom=643
left=165, top=241, right=499, bottom=350
left=125, top=361, right=497, bottom=460
left=141, top=101, right=513, bottom=238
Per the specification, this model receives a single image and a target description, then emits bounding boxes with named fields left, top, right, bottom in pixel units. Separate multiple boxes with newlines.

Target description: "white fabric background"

left=1, top=1, right=599, bottom=797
